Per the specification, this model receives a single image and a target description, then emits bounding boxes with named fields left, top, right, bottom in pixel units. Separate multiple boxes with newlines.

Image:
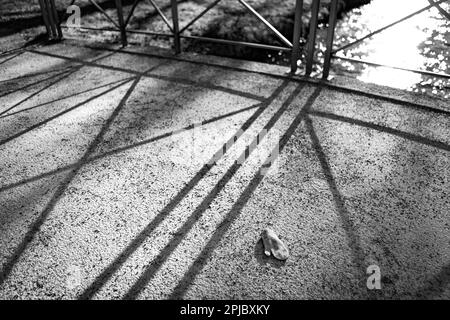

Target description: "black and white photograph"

left=0, top=0, right=449, bottom=307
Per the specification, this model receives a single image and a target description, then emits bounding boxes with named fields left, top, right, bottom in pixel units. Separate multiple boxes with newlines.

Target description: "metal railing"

left=38, top=0, right=63, bottom=40
left=69, top=0, right=304, bottom=71
left=39, top=0, right=449, bottom=81
left=38, top=0, right=342, bottom=79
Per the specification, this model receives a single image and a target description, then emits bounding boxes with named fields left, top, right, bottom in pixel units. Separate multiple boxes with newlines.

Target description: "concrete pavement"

left=0, top=40, right=449, bottom=299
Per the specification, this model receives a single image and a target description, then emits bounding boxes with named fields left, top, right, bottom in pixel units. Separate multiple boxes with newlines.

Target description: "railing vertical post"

left=115, top=0, right=128, bottom=46
left=44, top=0, right=58, bottom=39
left=38, top=0, right=52, bottom=39
left=171, top=0, right=181, bottom=54
left=305, top=0, right=320, bottom=76
left=291, top=0, right=304, bottom=74
left=48, top=0, right=63, bottom=39
left=322, top=0, right=338, bottom=80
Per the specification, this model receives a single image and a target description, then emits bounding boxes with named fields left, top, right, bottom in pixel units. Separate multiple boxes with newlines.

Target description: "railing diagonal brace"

left=125, top=0, right=142, bottom=27
left=88, top=0, right=121, bottom=29
left=428, top=0, right=450, bottom=21
left=237, top=0, right=293, bottom=48
left=179, top=0, right=222, bottom=34
left=148, top=0, right=174, bottom=33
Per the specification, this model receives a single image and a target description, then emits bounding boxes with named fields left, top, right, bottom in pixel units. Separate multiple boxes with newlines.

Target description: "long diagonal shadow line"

left=97, top=101, right=265, bottom=157
left=0, top=69, right=74, bottom=99
left=79, top=43, right=450, bottom=117
left=304, top=115, right=367, bottom=284
left=0, top=76, right=141, bottom=286
left=0, top=101, right=264, bottom=194
left=0, top=77, right=134, bottom=120
left=0, top=59, right=168, bottom=191
left=78, top=80, right=291, bottom=300
left=0, top=50, right=21, bottom=60
left=0, top=57, right=172, bottom=120
left=0, top=69, right=80, bottom=117
left=26, top=49, right=266, bottom=102
left=168, top=86, right=323, bottom=299
left=0, top=51, right=118, bottom=116
left=0, top=48, right=24, bottom=58
left=309, top=111, right=450, bottom=152
left=0, top=66, right=73, bottom=85
left=169, top=95, right=449, bottom=299
left=327, top=86, right=450, bottom=118
left=0, top=49, right=114, bottom=94
left=122, top=82, right=308, bottom=300
left=0, top=36, right=46, bottom=58
left=0, top=78, right=132, bottom=147
left=0, top=52, right=23, bottom=67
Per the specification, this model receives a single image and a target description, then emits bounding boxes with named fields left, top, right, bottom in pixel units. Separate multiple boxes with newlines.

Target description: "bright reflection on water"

left=331, top=0, right=449, bottom=98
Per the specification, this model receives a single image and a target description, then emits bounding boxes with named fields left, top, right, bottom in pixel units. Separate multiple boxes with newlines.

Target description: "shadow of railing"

left=0, top=52, right=168, bottom=286
left=0, top=76, right=140, bottom=286
left=77, top=78, right=291, bottom=299
left=167, top=86, right=323, bottom=299
left=1, top=43, right=449, bottom=299
left=0, top=41, right=276, bottom=290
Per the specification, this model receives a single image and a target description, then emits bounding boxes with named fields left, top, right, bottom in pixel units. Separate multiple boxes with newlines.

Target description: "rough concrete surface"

left=0, top=40, right=449, bottom=300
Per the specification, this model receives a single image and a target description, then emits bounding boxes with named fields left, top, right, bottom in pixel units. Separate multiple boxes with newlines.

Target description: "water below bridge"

left=327, top=0, right=449, bottom=99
